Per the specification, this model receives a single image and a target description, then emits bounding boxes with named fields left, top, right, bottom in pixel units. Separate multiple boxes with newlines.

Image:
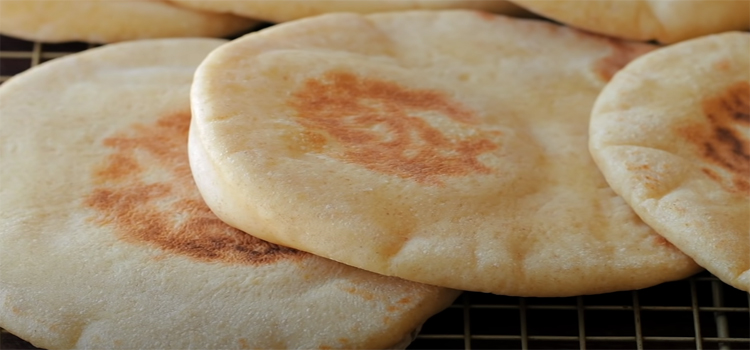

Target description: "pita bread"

left=169, top=0, right=527, bottom=23
left=0, top=38, right=459, bottom=349
left=189, top=11, right=701, bottom=297
left=0, top=0, right=256, bottom=43
left=509, top=0, right=750, bottom=44
left=589, top=32, right=750, bottom=292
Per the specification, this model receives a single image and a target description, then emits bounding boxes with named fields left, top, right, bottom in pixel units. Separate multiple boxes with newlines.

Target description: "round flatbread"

left=589, top=32, right=750, bottom=292
left=509, top=0, right=749, bottom=44
left=0, top=38, right=459, bottom=349
left=189, top=11, right=701, bottom=297
left=0, top=0, right=256, bottom=43
left=170, top=0, right=527, bottom=23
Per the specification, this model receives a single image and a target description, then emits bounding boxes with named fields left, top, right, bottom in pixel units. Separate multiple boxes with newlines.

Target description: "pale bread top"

left=510, top=0, right=749, bottom=44
left=190, top=11, right=700, bottom=297
left=589, top=32, right=750, bottom=292
left=170, top=0, right=527, bottom=23
left=0, top=38, right=459, bottom=349
left=0, top=0, right=256, bottom=43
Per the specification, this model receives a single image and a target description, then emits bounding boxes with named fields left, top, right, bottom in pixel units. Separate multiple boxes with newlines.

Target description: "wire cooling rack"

left=1, top=33, right=749, bottom=350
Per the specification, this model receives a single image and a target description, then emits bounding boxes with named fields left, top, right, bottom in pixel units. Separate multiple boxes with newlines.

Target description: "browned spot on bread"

left=238, top=338, right=249, bottom=349
left=301, top=130, right=327, bottom=152
left=714, top=59, right=732, bottom=72
left=594, top=40, right=655, bottom=82
left=702, top=167, right=721, bottom=182
left=627, top=164, right=651, bottom=171
left=653, top=235, right=674, bottom=248
left=93, top=153, right=140, bottom=183
left=680, top=81, right=750, bottom=196
left=734, top=176, right=750, bottom=194
left=340, top=285, right=376, bottom=301
left=627, top=164, right=665, bottom=191
left=285, top=130, right=329, bottom=156
left=290, top=71, right=498, bottom=185
left=84, top=112, right=305, bottom=265
left=10, top=306, right=23, bottom=316
left=475, top=11, right=496, bottom=21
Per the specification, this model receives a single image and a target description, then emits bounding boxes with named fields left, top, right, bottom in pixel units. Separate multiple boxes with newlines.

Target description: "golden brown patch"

left=680, top=81, right=750, bottom=196
left=284, top=129, right=329, bottom=156
left=652, top=235, right=674, bottom=248
left=290, top=71, right=499, bottom=185
left=627, top=164, right=651, bottom=171
left=301, top=130, right=328, bottom=152
left=594, top=40, right=655, bottom=82
left=84, top=112, right=305, bottom=265
left=475, top=11, right=497, bottom=21
left=93, top=153, right=140, bottom=182
left=701, top=167, right=721, bottom=182
left=10, top=306, right=23, bottom=316
left=626, top=164, right=663, bottom=191
left=340, top=285, right=376, bottom=301
left=238, top=338, right=250, bottom=349
left=714, top=59, right=732, bottom=72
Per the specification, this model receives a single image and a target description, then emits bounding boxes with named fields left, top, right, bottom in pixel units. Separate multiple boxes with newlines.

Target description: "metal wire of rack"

left=412, top=273, right=749, bottom=350
left=0, top=33, right=749, bottom=350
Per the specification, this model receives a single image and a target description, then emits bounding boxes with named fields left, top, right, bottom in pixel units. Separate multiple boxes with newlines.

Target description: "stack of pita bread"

left=0, top=0, right=747, bottom=349
left=0, top=0, right=526, bottom=43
